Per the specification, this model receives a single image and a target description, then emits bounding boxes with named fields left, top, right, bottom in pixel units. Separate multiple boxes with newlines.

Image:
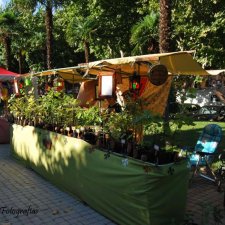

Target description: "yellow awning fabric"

left=19, top=51, right=217, bottom=84
left=79, top=51, right=211, bottom=77
left=19, top=67, right=93, bottom=83
left=159, top=53, right=209, bottom=75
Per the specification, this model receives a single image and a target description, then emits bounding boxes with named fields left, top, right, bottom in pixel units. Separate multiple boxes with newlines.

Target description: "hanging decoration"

left=24, top=77, right=32, bottom=86
left=148, top=64, right=168, bottom=86
left=129, top=72, right=141, bottom=91
left=53, top=77, right=65, bottom=91
left=129, top=63, right=141, bottom=93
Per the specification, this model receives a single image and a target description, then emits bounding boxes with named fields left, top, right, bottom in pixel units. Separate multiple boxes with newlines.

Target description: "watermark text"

left=0, top=206, right=38, bottom=218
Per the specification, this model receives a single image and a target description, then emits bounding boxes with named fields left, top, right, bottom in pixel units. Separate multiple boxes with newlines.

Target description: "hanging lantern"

left=129, top=72, right=141, bottom=92
left=24, top=77, right=32, bottom=86
left=53, top=77, right=65, bottom=91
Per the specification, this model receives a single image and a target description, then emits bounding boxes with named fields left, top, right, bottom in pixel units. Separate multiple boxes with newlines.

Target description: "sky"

left=0, top=0, right=9, bottom=8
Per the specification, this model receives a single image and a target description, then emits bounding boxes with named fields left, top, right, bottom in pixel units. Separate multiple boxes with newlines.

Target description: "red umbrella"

left=0, top=67, right=19, bottom=81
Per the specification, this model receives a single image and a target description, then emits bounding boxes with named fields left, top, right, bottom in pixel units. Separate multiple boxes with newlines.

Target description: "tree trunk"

left=45, top=3, right=53, bottom=69
left=159, top=0, right=171, bottom=53
left=3, top=37, right=11, bottom=70
left=18, top=50, right=22, bottom=74
left=159, top=0, right=172, bottom=142
left=84, top=40, right=90, bottom=63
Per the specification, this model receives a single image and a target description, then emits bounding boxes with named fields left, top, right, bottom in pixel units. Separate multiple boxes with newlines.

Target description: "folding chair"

left=189, top=124, right=222, bottom=183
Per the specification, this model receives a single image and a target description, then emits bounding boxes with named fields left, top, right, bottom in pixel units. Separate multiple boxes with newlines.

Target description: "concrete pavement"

left=0, top=144, right=116, bottom=225
left=1, top=144, right=225, bottom=225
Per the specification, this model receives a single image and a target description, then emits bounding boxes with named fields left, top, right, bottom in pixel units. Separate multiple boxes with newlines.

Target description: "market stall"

left=10, top=51, right=216, bottom=225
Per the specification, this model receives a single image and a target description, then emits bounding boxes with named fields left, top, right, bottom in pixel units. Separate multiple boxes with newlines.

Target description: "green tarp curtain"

left=10, top=124, right=189, bottom=225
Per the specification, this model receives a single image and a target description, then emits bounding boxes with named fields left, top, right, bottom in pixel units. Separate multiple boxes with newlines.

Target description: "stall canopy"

left=21, top=66, right=93, bottom=83
left=19, top=51, right=224, bottom=115
left=78, top=51, right=214, bottom=77
left=21, top=51, right=218, bottom=83
left=0, top=67, right=19, bottom=81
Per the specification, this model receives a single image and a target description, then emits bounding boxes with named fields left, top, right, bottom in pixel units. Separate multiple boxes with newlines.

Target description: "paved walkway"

left=0, top=144, right=116, bottom=225
left=186, top=176, right=225, bottom=225
left=0, top=144, right=224, bottom=225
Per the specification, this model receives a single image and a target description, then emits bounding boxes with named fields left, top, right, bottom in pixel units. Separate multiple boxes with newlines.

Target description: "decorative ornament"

left=129, top=71, right=141, bottom=91
left=148, top=64, right=168, bottom=86
left=53, top=77, right=65, bottom=91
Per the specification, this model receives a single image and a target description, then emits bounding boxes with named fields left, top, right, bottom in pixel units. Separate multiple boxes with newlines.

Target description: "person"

left=106, top=97, right=122, bottom=113
left=0, top=82, right=9, bottom=117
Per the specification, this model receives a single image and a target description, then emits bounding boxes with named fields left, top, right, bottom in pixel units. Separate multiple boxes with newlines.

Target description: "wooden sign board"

left=149, top=64, right=168, bottom=86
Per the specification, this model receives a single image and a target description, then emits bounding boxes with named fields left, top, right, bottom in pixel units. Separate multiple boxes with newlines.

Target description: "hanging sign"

left=148, top=64, right=168, bottom=86
left=98, top=71, right=115, bottom=98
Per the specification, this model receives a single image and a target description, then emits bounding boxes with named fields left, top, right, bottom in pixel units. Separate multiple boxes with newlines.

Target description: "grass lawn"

left=173, top=121, right=225, bottom=150
left=144, top=121, right=225, bottom=169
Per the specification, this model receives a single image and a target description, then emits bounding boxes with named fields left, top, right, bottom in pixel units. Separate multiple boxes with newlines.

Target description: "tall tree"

left=159, top=0, right=172, bottom=138
left=11, top=10, right=39, bottom=74
left=14, top=0, right=69, bottom=70
left=89, top=0, right=140, bottom=59
left=159, top=0, right=171, bottom=52
left=66, top=15, right=97, bottom=63
left=0, top=10, right=17, bottom=70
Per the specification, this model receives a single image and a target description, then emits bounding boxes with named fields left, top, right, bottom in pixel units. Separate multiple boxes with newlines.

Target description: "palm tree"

left=159, top=0, right=172, bottom=137
left=0, top=10, right=17, bottom=70
left=159, top=0, right=171, bottom=53
left=130, top=12, right=159, bottom=55
left=14, top=0, right=69, bottom=70
left=66, top=15, right=97, bottom=63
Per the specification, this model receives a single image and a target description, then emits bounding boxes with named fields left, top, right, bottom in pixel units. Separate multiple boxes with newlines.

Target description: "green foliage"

left=104, top=97, right=158, bottom=142
left=37, top=89, right=80, bottom=127
left=76, top=106, right=102, bottom=126
left=104, top=110, right=133, bottom=141
left=1, top=0, right=225, bottom=71
left=130, top=11, right=159, bottom=54
left=8, top=94, right=28, bottom=118
left=65, top=13, right=98, bottom=62
left=172, top=0, right=225, bottom=68
left=87, top=0, right=141, bottom=58
left=7, top=88, right=103, bottom=129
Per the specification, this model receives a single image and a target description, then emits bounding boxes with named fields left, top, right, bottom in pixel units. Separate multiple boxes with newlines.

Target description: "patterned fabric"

left=190, top=124, right=222, bottom=166
left=195, top=124, right=222, bottom=153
